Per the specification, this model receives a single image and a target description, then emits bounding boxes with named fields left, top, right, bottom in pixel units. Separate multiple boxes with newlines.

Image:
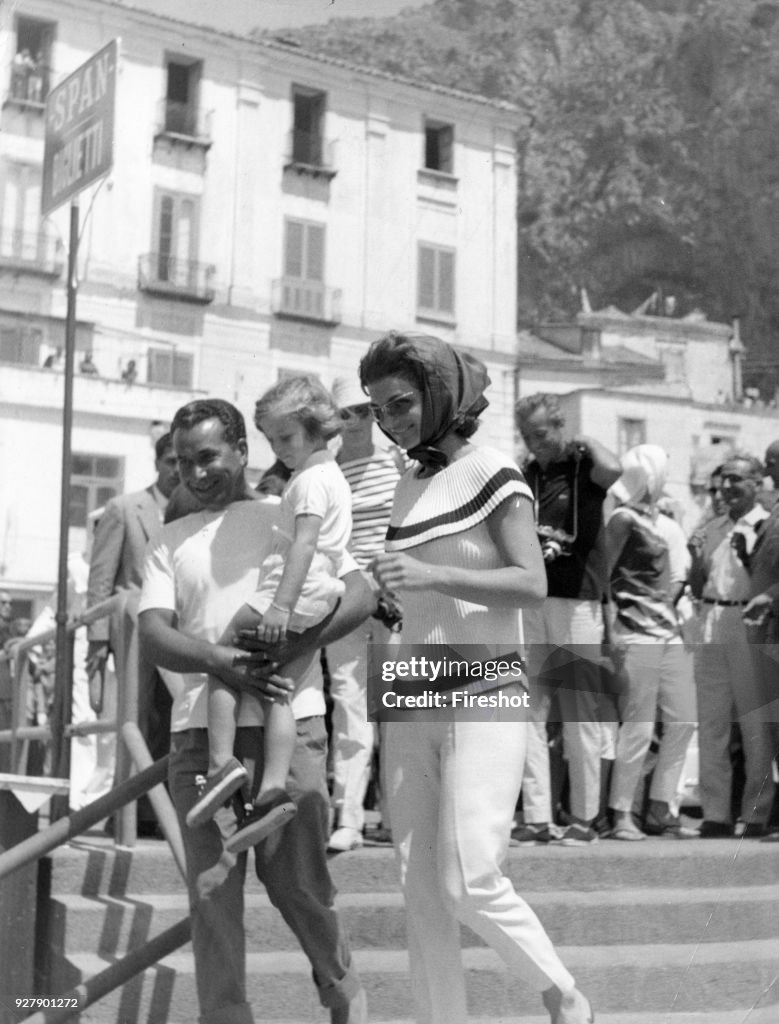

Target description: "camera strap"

left=531, top=452, right=580, bottom=542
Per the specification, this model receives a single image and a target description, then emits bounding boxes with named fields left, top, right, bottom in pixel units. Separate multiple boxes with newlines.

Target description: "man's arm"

left=233, top=569, right=376, bottom=673
left=86, top=500, right=125, bottom=644
left=573, top=436, right=622, bottom=491
left=139, top=607, right=293, bottom=701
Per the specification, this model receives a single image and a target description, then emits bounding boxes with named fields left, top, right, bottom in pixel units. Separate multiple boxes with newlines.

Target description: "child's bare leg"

left=224, top=649, right=310, bottom=853
left=206, top=677, right=239, bottom=774
left=185, top=678, right=247, bottom=829
left=256, top=697, right=296, bottom=797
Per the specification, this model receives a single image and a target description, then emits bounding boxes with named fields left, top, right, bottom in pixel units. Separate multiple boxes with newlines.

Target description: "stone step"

left=73, top=1016, right=778, bottom=1024
left=61, top=942, right=779, bottom=1021
left=47, top=882, right=779, bottom=955
left=46, top=833, right=779, bottom=898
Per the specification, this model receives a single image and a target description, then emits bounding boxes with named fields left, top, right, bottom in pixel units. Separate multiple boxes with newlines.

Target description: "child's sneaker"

left=186, top=757, right=249, bottom=828
left=225, top=791, right=297, bottom=854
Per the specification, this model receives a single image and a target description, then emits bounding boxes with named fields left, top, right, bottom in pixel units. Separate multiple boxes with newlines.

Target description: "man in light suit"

left=86, top=433, right=179, bottom=829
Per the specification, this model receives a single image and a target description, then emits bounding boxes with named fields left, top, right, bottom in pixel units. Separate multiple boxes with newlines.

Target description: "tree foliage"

left=264, top=0, right=779, bottom=388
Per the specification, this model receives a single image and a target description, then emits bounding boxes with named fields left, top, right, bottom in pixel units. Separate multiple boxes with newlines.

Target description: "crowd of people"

left=4, top=329, right=779, bottom=1024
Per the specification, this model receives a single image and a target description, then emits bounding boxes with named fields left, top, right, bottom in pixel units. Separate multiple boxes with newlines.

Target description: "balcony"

left=5, top=60, right=50, bottom=111
left=138, top=253, right=216, bottom=304
left=283, top=130, right=337, bottom=180
left=272, top=278, right=342, bottom=325
left=0, top=226, right=64, bottom=278
left=153, top=99, right=212, bottom=149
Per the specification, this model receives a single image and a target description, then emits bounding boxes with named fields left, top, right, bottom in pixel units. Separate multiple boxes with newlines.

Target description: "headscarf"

left=375, top=334, right=490, bottom=471
left=610, top=444, right=668, bottom=513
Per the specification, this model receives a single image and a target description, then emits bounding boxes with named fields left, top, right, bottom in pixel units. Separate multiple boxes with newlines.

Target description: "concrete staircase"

left=37, top=831, right=779, bottom=1024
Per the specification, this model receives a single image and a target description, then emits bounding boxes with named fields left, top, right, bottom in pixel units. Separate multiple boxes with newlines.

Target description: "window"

left=0, top=163, right=41, bottom=260
left=164, top=57, right=202, bottom=136
left=417, top=243, right=455, bottom=320
left=276, top=218, right=332, bottom=320
left=147, top=347, right=194, bottom=388
left=69, top=454, right=124, bottom=529
left=291, top=87, right=326, bottom=166
left=0, top=324, right=43, bottom=365
left=154, top=190, right=198, bottom=284
left=9, top=17, right=54, bottom=105
left=284, top=219, right=324, bottom=284
left=424, top=120, right=454, bottom=174
left=617, top=417, right=646, bottom=455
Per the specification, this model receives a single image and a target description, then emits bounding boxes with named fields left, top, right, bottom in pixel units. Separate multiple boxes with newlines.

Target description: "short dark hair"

left=358, top=331, right=427, bottom=394
left=358, top=331, right=481, bottom=439
left=514, top=393, right=566, bottom=432
left=171, top=399, right=247, bottom=446
left=723, top=451, right=764, bottom=481
left=154, top=431, right=174, bottom=461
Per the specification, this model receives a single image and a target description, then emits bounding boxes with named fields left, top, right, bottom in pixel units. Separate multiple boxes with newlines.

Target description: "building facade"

left=517, top=306, right=779, bottom=530
left=0, top=0, right=521, bottom=616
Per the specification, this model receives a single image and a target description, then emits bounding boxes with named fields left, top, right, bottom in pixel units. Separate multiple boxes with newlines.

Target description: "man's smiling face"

left=174, top=417, right=248, bottom=511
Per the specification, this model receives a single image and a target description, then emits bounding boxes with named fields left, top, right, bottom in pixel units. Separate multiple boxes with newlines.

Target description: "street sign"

left=41, top=39, right=118, bottom=216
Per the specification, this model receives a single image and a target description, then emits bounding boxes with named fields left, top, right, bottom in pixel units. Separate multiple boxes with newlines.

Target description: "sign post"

left=42, top=40, right=118, bottom=817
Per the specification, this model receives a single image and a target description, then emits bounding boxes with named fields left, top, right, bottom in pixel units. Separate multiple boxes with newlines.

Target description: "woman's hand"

left=370, top=552, right=435, bottom=593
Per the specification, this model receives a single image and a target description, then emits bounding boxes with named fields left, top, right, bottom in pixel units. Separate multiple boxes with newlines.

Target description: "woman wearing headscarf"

left=361, top=332, right=592, bottom=1024
left=605, top=444, right=697, bottom=840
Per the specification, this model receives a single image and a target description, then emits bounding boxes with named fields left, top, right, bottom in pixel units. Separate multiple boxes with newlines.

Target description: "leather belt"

left=702, top=598, right=748, bottom=607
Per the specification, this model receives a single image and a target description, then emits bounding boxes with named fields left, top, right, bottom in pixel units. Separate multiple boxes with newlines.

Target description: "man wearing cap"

left=325, top=376, right=404, bottom=851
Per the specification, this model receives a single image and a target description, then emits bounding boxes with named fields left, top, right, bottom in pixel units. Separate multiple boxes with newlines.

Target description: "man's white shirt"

left=140, top=499, right=334, bottom=731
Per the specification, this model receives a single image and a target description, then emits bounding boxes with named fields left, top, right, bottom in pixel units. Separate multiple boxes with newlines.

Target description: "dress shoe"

left=543, top=985, right=595, bottom=1023
left=328, top=826, right=363, bottom=852
left=698, top=820, right=733, bottom=838
left=330, top=986, right=367, bottom=1024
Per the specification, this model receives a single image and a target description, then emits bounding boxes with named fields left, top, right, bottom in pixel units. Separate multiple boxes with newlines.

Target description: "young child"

left=186, top=376, right=353, bottom=853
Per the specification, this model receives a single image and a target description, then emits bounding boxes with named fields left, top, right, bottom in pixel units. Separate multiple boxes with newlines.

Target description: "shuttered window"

left=417, top=243, right=456, bottom=319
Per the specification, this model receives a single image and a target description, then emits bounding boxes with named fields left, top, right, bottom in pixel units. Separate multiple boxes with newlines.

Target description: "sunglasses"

left=721, top=474, right=747, bottom=486
left=339, top=404, right=371, bottom=421
left=369, top=392, right=416, bottom=422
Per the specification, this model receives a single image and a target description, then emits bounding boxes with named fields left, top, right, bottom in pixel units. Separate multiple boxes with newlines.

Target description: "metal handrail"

left=0, top=589, right=190, bottom=1024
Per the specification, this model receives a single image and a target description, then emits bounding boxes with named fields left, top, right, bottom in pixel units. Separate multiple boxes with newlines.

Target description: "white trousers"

left=697, top=604, right=776, bottom=825
left=609, top=639, right=697, bottom=812
left=326, top=618, right=394, bottom=831
left=385, top=692, right=575, bottom=1024
left=522, top=598, right=616, bottom=824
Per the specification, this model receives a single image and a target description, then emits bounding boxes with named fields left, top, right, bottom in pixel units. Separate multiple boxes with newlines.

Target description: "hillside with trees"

left=262, top=0, right=779, bottom=395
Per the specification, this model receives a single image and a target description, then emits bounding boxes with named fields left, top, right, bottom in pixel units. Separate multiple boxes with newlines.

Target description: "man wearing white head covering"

left=605, top=445, right=698, bottom=839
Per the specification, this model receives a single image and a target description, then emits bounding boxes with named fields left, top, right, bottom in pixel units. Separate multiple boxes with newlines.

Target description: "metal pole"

left=51, top=198, right=79, bottom=821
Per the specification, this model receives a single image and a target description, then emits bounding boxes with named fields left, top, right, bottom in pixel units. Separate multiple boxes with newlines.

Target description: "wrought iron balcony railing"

left=0, top=226, right=64, bottom=277
left=138, top=253, right=216, bottom=304
left=7, top=60, right=50, bottom=108
left=283, top=130, right=337, bottom=179
left=154, top=99, right=212, bottom=148
left=272, top=278, right=342, bottom=325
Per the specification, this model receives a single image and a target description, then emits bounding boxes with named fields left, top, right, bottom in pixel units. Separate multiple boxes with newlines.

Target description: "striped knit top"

left=385, top=446, right=533, bottom=650
left=338, top=447, right=404, bottom=571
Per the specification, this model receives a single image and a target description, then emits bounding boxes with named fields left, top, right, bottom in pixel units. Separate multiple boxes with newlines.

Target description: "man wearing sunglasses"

left=691, top=452, right=774, bottom=837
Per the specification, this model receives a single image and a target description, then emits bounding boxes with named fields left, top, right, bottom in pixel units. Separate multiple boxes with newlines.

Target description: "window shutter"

left=418, top=245, right=436, bottom=309
left=305, top=223, right=324, bottom=282
left=173, top=352, right=193, bottom=388
left=285, top=220, right=304, bottom=278
left=438, top=250, right=455, bottom=313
